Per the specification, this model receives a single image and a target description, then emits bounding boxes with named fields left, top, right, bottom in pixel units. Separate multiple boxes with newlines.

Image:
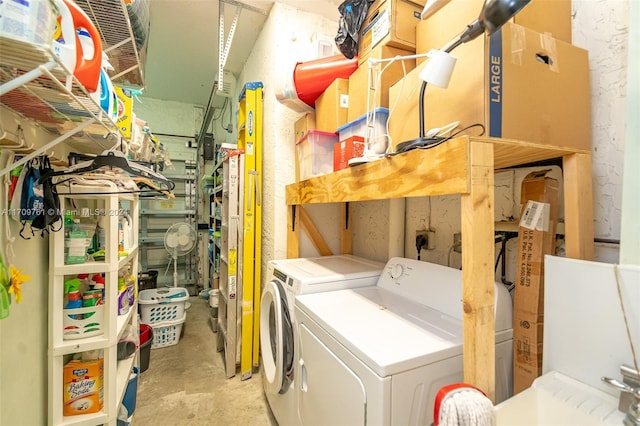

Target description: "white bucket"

left=208, top=289, right=219, bottom=308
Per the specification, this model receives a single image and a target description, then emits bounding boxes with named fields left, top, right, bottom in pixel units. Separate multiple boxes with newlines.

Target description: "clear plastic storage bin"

left=296, top=130, right=339, bottom=180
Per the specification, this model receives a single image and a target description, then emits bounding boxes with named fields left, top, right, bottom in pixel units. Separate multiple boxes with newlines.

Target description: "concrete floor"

left=134, top=296, right=277, bottom=426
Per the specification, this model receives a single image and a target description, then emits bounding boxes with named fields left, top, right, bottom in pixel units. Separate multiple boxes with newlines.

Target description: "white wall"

left=620, top=0, right=639, bottom=264
left=573, top=0, right=629, bottom=247
left=0, top=151, right=49, bottom=426
left=134, top=97, right=199, bottom=137
left=237, top=3, right=342, bottom=272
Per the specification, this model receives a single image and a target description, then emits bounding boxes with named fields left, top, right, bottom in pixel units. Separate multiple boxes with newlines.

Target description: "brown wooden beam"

left=460, top=140, right=496, bottom=401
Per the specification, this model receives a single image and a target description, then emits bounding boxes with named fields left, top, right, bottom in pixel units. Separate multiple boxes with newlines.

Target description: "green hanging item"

left=0, top=251, right=10, bottom=319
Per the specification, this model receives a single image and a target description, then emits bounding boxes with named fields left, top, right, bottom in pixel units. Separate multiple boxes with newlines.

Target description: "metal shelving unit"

left=138, top=160, right=198, bottom=292
left=0, top=39, right=124, bottom=175
left=0, top=0, right=148, bottom=174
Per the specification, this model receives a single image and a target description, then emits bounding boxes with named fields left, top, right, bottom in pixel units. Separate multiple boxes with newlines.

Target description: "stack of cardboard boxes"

left=294, top=0, right=426, bottom=181
left=387, top=0, right=590, bottom=153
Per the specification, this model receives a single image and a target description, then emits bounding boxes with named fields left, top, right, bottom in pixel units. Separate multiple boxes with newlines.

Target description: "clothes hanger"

left=42, top=150, right=175, bottom=191
left=134, top=177, right=175, bottom=199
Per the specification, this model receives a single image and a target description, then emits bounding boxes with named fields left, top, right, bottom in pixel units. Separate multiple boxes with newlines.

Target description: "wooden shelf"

left=285, top=135, right=594, bottom=401
left=286, top=136, right=589, bottom=205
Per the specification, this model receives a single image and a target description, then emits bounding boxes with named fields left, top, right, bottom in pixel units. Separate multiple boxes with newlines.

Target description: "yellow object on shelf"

left=114, top=85, right=134, bottom=139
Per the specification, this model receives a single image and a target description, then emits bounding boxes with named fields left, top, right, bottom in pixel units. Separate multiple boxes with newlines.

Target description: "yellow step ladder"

left=237, top=82, right=263, bottom=380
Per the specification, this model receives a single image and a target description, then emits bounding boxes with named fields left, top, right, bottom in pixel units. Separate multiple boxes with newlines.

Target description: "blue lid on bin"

left=337, top=108, right=389, bottom=133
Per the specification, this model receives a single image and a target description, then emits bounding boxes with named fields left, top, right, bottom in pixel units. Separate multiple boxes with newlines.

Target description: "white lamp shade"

left=419, top=49, right=457, bottom=88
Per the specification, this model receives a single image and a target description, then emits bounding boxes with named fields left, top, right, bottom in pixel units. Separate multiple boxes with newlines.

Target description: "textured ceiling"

left=143, top=0, right=342, bottom=106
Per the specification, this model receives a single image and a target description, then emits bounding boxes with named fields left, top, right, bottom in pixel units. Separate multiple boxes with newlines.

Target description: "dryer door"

left=260, top=280, right=294, bottom=394
left=298, top=323, right=367, bottom=425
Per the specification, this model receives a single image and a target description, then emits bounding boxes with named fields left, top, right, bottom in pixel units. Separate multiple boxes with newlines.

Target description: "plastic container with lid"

left=337, top=108, right=390, bottom=155
left=296, top=130, right=339, bottom=181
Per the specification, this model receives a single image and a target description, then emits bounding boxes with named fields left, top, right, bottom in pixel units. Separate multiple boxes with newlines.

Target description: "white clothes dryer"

left=294, top=257, right=514, bottom=425
left=260, top=255, right=384, bottom=426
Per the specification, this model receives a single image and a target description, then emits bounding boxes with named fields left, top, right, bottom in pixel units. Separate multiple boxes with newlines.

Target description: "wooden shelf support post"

left=460, top=140, right=496, bottom=402
left=563, top=152, right=595, bottom=260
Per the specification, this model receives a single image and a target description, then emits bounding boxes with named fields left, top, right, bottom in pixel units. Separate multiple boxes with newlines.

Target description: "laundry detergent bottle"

left=52, top=0, right=102, bottom=92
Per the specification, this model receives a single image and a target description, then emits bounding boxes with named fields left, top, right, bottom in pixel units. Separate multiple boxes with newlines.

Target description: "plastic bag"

left=335, top=0, right=374, bottom=59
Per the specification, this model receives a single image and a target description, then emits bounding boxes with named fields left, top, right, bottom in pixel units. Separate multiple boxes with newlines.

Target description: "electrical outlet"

left=426, top=230, right=436, bottom=250
left=453, top=232, right=462, bottom=253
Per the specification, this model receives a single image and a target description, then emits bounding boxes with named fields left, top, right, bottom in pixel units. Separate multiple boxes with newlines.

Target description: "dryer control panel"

left=378, top=257, right=464, bottom=319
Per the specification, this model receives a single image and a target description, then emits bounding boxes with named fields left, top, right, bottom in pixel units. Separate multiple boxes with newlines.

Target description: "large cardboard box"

left=416, top=0, right=572, bottom=66
left=512, top=170, right=559, bottom=394
left=358, top=0, right=426, bottom=65
left=294, top=112, right=316, bottom=144
left=348, top=45, right=415, bottom=121
left=315, top=78, right=349, bottom=133
left=388, top=22, right=590, bottom=152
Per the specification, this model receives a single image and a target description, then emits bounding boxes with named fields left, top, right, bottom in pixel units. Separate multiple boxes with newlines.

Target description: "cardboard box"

left=63, top=358, right=104, bottom=415
left=388, top=22, right=591, bottom=152
left=513, top=310, right=544, bottom=394
left=358, top=0, right=426, bottom=65
left=333, top=136, right=366, bottom=171
left=512, top=170, right=559, bottom=394
left=416, top=0, right=572, bottom=66
left=294, top=112, right=316, bottom=144
left=513, top=174, right=560, bottom=316
left=348, top=45, right=415, bottom=121
left=315, top=78, right=349, bottom=133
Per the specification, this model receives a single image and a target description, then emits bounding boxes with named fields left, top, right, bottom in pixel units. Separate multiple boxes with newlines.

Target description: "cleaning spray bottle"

left=64, top=277, right=83, bottom=319
left=117, top=270, right=129, bottom=315
left=90, top=273, right=105, bottom=301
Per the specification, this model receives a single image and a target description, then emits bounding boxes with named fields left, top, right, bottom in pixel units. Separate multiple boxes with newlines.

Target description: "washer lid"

left=296, top=286, right=464, bottom=377
left=270, top=255, right=384, bottom=285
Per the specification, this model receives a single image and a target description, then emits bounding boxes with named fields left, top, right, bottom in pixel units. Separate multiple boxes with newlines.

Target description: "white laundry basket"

left=139, top=287, right=189, bottom=324
left=150, top=313, right=186, bottom=349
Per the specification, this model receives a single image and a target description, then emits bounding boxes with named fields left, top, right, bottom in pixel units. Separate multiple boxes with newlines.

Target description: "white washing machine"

left=294, top=257, right=514, bottom=425
left=260, top=255, right=384, bottom=426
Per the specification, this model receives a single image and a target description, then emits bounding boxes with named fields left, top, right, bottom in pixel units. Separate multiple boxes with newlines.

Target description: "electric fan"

left=163, top=222, right=197, bottom=289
